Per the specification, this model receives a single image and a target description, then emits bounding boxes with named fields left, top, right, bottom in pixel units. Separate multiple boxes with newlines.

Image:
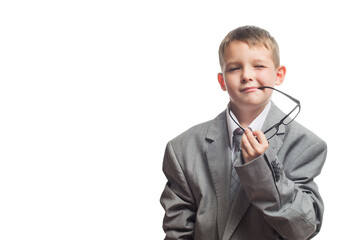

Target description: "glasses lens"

left=283, top=105, right=300, bottom=125
left=264, top=126, right=278, bottom=140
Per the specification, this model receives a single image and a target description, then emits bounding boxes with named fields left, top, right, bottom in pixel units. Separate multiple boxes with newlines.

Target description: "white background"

left=0, top=0, right=358, bottom=239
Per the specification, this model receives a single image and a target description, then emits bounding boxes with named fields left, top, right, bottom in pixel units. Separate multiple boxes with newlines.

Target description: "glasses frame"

left=229, top=86, right=301, bottom=140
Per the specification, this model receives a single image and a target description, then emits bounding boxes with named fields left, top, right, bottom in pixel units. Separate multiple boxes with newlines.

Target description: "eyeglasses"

left=259, top=86, right=301, bottom=140
left=229, top=86, right=301, bottom=140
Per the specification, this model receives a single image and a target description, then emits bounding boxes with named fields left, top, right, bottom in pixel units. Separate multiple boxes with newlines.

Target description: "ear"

left=217, top=73, right=226, bottom=91
left=275, top=65, right=286, bottom=86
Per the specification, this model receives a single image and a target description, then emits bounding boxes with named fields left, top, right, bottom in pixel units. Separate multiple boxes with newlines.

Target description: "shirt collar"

left=226, top=101, right=272, bottom=149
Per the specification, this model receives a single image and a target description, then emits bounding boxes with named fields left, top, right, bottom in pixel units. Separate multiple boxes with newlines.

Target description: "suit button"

left=271, top=161, right=280, bottom=182
left=271, top=160, right=278, bottom=167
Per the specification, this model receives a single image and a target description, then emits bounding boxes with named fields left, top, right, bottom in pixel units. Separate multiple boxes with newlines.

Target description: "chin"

left=241, top=99, right=269, bottom=109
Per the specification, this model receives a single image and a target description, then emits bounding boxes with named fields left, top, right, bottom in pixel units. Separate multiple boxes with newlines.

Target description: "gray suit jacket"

left=160, top=103, right=327, bottom=240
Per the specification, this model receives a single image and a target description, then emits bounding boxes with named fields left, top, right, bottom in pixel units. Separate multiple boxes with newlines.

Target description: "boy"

left=160, top=26, right=327, bottom=240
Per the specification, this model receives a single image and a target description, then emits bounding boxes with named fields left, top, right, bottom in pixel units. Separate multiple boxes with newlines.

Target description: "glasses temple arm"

left=258, top=86, right=300, bottom=104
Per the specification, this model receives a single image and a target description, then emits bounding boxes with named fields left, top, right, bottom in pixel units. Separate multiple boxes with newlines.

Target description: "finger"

left=241, top=130, right=252, bottom=151
left=241, top=131, right=262, bottom=163
left=242, top=129, right=269, bottom=162
left=244, top=128, right=261, bottom=149
left=240, top=133, right=251, bottom=162
left=253, top=130, right=269, bottom=149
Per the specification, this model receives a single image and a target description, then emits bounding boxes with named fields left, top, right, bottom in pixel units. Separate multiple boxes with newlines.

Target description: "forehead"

left=223, top=41, right=273, bottom=63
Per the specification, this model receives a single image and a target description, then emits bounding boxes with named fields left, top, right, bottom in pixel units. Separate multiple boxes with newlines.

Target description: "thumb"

left=253, top=130, right=268, bottom=147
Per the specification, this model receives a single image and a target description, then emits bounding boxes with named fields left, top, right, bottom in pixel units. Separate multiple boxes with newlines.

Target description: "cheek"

left=256, top=70, right=276, bottom=85
left=224, top=75, right=239, bottom=88
left=224, top=79, right=240, bottom=96
left=255, top=70, right=268, bottom=78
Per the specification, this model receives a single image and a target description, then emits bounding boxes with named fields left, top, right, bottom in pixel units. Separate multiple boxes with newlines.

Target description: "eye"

left=228, top=67, right=240, bottom=72
left=255, top=65, right=265, bottom=69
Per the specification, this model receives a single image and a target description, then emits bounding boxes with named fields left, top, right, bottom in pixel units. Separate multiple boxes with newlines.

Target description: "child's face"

left=218, top=41, right=285, bottom=111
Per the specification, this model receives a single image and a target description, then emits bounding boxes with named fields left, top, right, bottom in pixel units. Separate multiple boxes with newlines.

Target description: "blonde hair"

left=218, top=26, right=280, bottom=69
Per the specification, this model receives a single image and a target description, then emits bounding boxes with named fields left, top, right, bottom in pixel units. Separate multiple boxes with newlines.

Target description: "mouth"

left=240, top=87, right=260, bottom=93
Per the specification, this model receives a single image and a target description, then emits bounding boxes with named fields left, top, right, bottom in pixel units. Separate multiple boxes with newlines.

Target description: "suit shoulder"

left=168, top=111, right=226, bottom=150
left=286, top=120, right=327, bottom=149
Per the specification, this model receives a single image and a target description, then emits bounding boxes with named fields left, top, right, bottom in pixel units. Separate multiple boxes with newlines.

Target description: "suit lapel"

left=262, top=102, right=286, bottom=159
left=205, top=111, right=232, bottom=239
left=261, top=102, right=286, bottom=139
left=222, top=102, right=287, bottom=240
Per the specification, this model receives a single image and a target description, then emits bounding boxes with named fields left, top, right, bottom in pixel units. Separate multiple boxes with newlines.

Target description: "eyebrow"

left=225, top=58, right=269, bottom=66
left=225, top=61, right=239, bottom=66
left=252, top=58, right=269, bottom=63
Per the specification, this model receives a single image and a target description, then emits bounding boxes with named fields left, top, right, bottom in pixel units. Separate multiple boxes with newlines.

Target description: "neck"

left=230, top=102, right=269, bottom=128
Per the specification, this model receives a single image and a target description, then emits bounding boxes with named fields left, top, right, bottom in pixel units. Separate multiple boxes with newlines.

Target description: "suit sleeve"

left=160, top=141, right=196, bottom=240
left=235, top=140, right=327, bottom=240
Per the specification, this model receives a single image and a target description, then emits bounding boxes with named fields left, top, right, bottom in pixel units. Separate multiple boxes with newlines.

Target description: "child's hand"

left=241, top=128, right=269, bottom=163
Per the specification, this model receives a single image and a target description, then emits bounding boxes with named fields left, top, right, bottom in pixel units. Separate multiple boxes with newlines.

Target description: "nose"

left=241, top=66, right=254, bottom=83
